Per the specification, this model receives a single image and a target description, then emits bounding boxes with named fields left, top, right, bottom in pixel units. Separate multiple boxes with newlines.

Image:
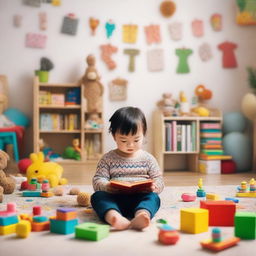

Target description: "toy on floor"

left=77, top=192, right=91, bottom=207
left=22, top=178, right=53, bottom=197
left=0, top=202, right=17, bottom=217
left=234, top=212, right=256, bottom=239
left=0, top=150, right=15, bottom=194
left=158, top=224, right=180, bottom=245
left=69, top=187, right=80, bottom=195
left=206, top=193, right=220, bottom=201
left=181, top=193, right=196, bottom=202
left=26, top=152, right=67, bottom=187
left=200, top=227, right=240, bottom=252
left=196, top=178, right=206, bottom=197
left=236, top=178, right=256, bottom=197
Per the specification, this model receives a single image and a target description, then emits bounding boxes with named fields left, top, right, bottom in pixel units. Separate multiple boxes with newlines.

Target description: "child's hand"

left=106, top=182, right=120, bottom=193
left=141, top=183, right=157, bottom=193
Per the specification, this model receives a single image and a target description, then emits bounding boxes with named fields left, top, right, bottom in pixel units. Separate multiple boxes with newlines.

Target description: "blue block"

left=50, top=218, right=78, bottom=234
left=22, top=190, right=41, bottom=197
left=197, top=189, right=206, bottom=197
left=0, top=215, right=19, bottom=226
left=33, top=216, right=49, bottom=223
left=225, top=197, right=239, bottom=203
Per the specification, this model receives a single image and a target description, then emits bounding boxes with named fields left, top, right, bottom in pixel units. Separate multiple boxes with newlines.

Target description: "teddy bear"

left=0, top=185, right=3, bottom=203
left=0, top=150, right=15, bottom=194
left=157, top=93, right=177, bottom=116
left=80, top=55, right=104, bottom=112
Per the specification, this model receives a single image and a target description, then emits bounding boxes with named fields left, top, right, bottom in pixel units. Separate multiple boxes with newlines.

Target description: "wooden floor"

left=62, top=163, right=256, bottom=186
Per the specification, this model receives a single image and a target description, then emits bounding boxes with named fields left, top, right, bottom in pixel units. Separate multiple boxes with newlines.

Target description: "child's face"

left=113, top=125, right=144, bottom=156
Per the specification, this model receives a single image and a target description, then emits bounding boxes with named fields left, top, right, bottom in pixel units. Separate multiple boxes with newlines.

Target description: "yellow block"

left=180, top=208, right=209, bottom=234
left=16, top=220, right=31, bottom=238
left=236, top=192, right=256, bottom=198
left=0, top=223, right=17, bottom=235
left=206, top=193, right=220, bottom=200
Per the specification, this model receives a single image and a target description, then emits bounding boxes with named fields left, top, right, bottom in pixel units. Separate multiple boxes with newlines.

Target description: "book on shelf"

left=201, top=144, right=223, bottom=149
left=39, top=90, right=51, bottom=105
left=200, top=132, right=222, bottom=138
left=200, top=123, right=221, bottom=129
left=199, top=154, right=232, bottom=160
left=51, top=93, right=65, bottom=106
left=110, top=179, right=153, bottom=193
left=201, top=149, right=224, bottom=155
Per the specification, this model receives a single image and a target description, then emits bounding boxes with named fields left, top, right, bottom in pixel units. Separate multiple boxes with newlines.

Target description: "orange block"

left=56, top=210, right=77, bottom=221
left=201, top=237, right=240, bottom=252
left=200, top=200, right=236, bottom=226
left=31, top=221, right=50, bottom=232
left=41, top=192, right=54, bottom=197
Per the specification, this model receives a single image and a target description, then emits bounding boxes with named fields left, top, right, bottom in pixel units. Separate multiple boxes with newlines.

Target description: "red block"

left=221, top=160, right=236, bottom=174
left=200, top=200, right=236, bottom=226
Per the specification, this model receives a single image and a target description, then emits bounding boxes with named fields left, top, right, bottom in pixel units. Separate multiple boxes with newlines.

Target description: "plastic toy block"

left=180, top=208, right=208, bottom=234
left=75, top=222, right=110, bottom=241
left=206, top=193, right=220, bottom=200
left=200, top=200, right=236, bottom=226
left=19, top=213, right=32, bottom=222
left=31, top=221, right=50, bottom=232
left=0, top=223, right=17, bottom=235
left=234, top=212, right=256, bottom=239
left=156, top=219, right=168, bottom=224
left=0, top=215, right=19, bottom=226
left=33, top=216, right=48, bottom=223
left=200, top=237, right=240, bottom=251
left=50, top=217, right=78, bottom=234
left=16, top=220, right=31, bottom=238
left=236, top=192, right=256, bottom=198
left=0, top=203, right=17, bottom=217
left=225, top=197, right=239, bottom=203
left=33, top=206, right=42, bottom=216
left=41, top=191, right=53, bottom=197
left=197, top=189, right=206, bottom=197
left=181, top=193, right=196, bottom=202
left=22, top=190, right=42, bottom=197
left=56, top=208, right=77, bottom=221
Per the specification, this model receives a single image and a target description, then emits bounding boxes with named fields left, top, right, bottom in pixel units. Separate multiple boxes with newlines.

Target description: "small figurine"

left=196, top=178, right=206, bottom=197
left=85, top=112, right=103, bottom=130
left=157, top=93, right=176, bottom=117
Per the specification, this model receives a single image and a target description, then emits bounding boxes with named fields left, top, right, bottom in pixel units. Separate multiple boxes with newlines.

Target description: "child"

left=91, top=107, right=164, bottom=231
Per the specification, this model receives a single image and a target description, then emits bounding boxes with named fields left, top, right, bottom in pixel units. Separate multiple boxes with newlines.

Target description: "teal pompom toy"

left=223, top=112, right=247, bottom=134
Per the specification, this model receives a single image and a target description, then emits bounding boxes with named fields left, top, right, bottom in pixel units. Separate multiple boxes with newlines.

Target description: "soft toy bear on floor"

left=80, top=55, right=104, bottom=112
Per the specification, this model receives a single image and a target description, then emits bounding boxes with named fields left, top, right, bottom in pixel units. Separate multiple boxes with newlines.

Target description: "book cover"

left=200, top=123, right=221, bottom=129
left=199, top=154, right=232, bottom=160
left=201, top=144, right=223, bottom=149
left=110, top=179, right=153, bottom=193
left=200, top=132, right=222, bottom=138
left=172, top=121, right=177, bottom=151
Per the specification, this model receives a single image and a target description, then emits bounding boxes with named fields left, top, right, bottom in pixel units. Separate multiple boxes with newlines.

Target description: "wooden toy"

left=200, top=200, right=236, bottom=226
left=180, top=208, right=208, bottom=234
left=236, top=178, right=256, bottom=197
left=181, top=193, right=196, bottom=202
left=234, top=212, right=256, bottom=239
left=206, top=193, right=220, bottom=201
left=75, top=222, right=110, bottom=241
left=16, top=220, right=31, bottom=238
left=158, top=224, right=179, bottom=245
left=196, top=178, right=206, bottom=197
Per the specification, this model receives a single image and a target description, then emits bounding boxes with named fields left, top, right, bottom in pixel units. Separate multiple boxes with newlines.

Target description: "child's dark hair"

left=109, top=107, right=147, bottom=136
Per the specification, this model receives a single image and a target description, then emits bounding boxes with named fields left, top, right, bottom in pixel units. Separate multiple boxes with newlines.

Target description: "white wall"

left=0, top=0, right=256, bottom=156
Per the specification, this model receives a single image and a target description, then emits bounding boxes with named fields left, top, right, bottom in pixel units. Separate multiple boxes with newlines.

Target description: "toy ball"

left=3, top=108, right=30, bottom=127
left=53, top=186, right=64, bottom=196
left=181, top=193, right=196, bottom=202
left=77, top=192, right=91, bottom=207
left=223, top=132, right=252, bottom=172
left=18, top=158, right=32, bottom=174
left=223, top=112, right=247, bottom=134
left=193, top=107, right=210, bottom=117
left=69, top=187, right=80, bottom=195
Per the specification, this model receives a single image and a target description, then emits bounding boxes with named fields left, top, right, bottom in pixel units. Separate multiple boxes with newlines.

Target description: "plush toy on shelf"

left=85, top=112, right=103, bottom=130
left=62, top=138, right=81, bottom=161
left=80, top=55, right=104, bottom=113
left=157, top=93, right=177, bottom=117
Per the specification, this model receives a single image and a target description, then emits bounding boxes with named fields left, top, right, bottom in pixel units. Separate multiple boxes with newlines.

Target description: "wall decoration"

left=51, top=0, right=61, bottom=6
left=39, top=12, right=47, bottom=31
left=191, top=19, right=204, bottom=37
left=144, top=25, right=161, bottom=45
left=61, top=14, right=79, bottom=36
left=160, top=0, right=176, bottom=18
left=13, top=15, right=22, bottom=27
left=122, top=25, right=138, bottom=43
left=236, top=0, right=256, bottom=25
left=168, top=22, right=182, bottom=41
left=100, top=44, right=118, bottom=70
left=210, top=13, right=222, bottom=31
left=105, top=20, right=116, bottom=38
left=25, top=33, right=47, bottom=49
left=123, top=49, right=140, bottom=72
left=175, top=48, right=193, bottom=73
left=218, top=41, right=238, bottom=68
left=89, top=17, right=99, bottom=36
left=147, top=49, right=164, bottom=72
left=23, top=0, right=41, bottom=7
left=109, top=78, right=128, bottom=101
left=199, top=43, right=212, bottom=62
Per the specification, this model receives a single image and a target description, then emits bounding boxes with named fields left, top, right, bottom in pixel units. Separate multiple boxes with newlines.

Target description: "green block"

left=235, top=212, right=256, bottom=239
left=75, top=222, right=110, bottom=241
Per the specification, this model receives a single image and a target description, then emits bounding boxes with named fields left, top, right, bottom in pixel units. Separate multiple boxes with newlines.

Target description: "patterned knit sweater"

left=92, top=149, right=164, bottom=194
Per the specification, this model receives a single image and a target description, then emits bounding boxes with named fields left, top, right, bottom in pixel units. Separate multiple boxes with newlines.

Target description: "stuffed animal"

left=26, top=152, right=67, bottom=188
left=157, top=93, right=177, bottom=116
left=80, top=55, right=104, bottom=112
left=85, top=112, right=103, bottom=129
left=0, top=185, right=3, bottom=202
left=0, top=150, right=15, bottom=194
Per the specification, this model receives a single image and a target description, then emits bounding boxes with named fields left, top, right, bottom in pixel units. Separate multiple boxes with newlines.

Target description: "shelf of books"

left=33, top=76, right=104, bottom=164
left=153, top=109, right=223, bottom=172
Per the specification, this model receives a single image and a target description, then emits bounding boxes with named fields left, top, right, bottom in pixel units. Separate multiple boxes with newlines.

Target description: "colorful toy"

left=26, top=152, right=67, bottom=188
left=234, top=212, right=256, bottom=239
left=0, top=202, right=17, bottom=217
left=75, top=222, right=110, bottom=241
left=18, top=158, right=32, bottom=174
left=85, top=113, right=103, bottom=130
left=200, top=228, right=240, bottom=252
left=158, top=224, right=180, bottom=245
left=200, top=200, right=236, bottom=226
left=225, top=197, right=239, bottom=203
left=206, top=193, right=220, bottom=201
left=196, top=178, right=206, bottom=197
left=180, top=208, right=209, bottom=234
left=16, top=220, right=31, bottom=238
left=181, top=193, right=196, bottom=202
left=63, top=138, right=81, bottom=160
left=236, top=178, right=256, bottom=197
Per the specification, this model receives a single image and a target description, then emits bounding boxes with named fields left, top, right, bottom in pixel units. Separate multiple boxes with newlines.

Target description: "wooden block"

left=16, top=220, right=31, bottom=238
left=235, top=212, right=256, bottom=239
left=180, top=208, right=208, bottom=234
left=75, top=222, right=110, bottom=241
left=200, top=200, right=236, bottom=226
left=200, top=237, right=240, bottom=251
left=56, top=208, right=77, bottom=221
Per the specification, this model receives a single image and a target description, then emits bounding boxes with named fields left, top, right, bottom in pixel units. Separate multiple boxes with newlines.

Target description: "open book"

left=110, top=179, right=153, bottom=193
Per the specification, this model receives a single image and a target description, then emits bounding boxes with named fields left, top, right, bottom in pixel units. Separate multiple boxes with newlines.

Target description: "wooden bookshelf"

left=33, top=76, right=104, bottom=164
left=153, top=109, right=222, bottom=172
